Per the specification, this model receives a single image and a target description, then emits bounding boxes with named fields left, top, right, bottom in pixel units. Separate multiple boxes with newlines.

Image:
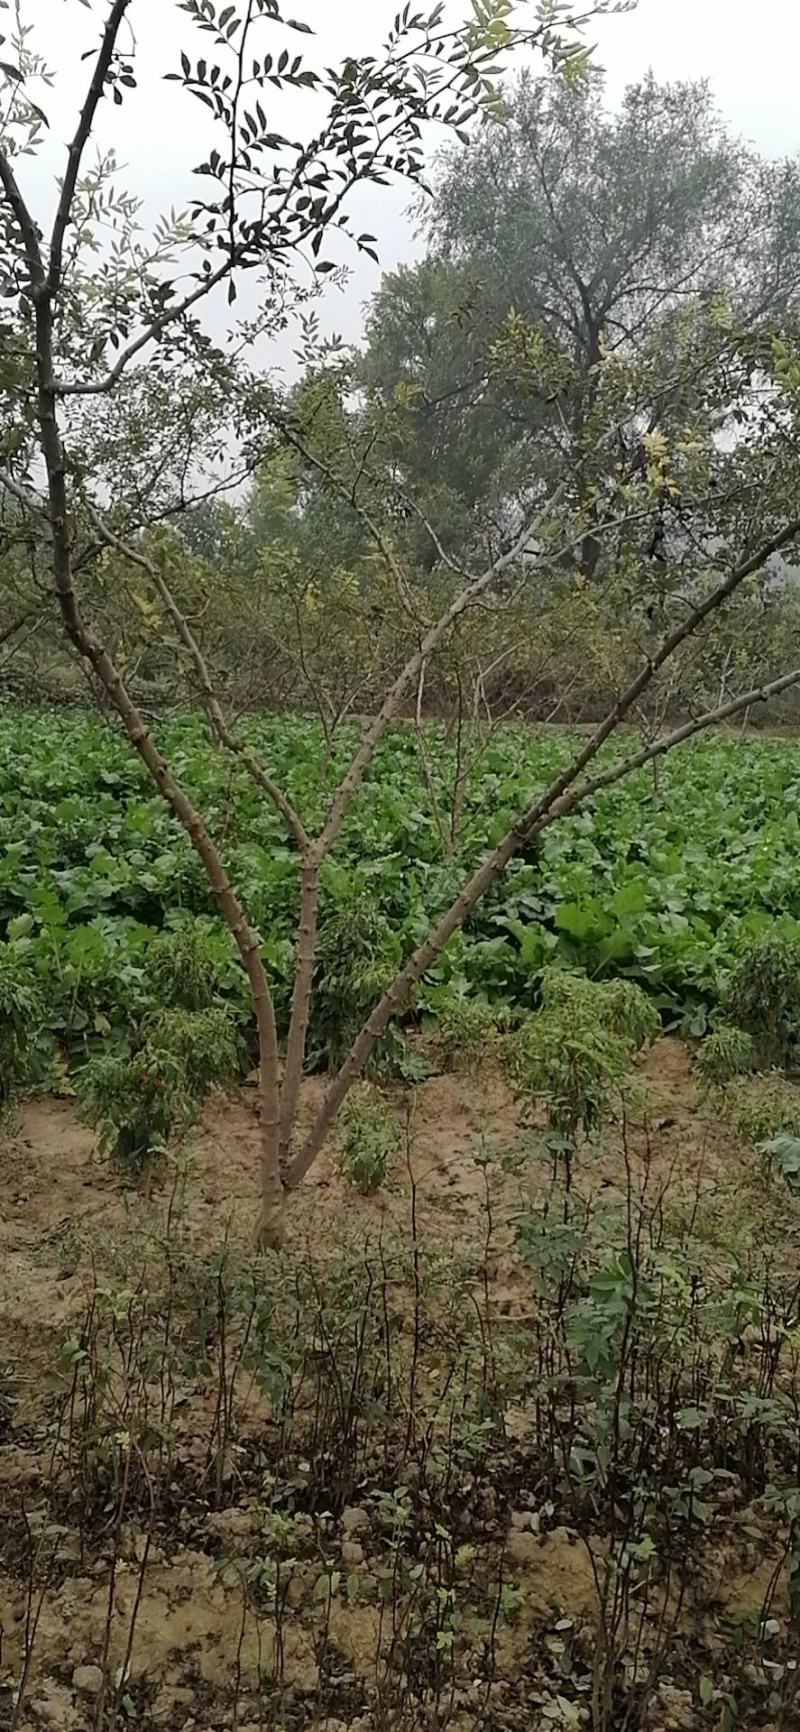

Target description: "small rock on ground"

left=341, top=1506, right=370, bottom=1536
left=72, top=1664, right=104, bottom=1696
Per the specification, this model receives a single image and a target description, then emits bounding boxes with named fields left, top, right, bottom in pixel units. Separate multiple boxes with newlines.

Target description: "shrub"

left=600, top=978, right=661, bottom=1050
left=697, top=1022, right=756, bottom=1088
left=145, top=922, right=230, bottom=1011
left=311, top=873, right=401, bottom=1071
left=0, top=945, right=45, bottom=1113
left=539, top=970, right=658, bottom=1051
left=506, top=972, right=654, bottom=1155
left=508, top=1008, right=630, bottom=1144
left=78, top=1005, right=241, bottom=1176
left=723, top=926, right=800, bottom=1070
left=337, top=1085, right=400, bottom=1193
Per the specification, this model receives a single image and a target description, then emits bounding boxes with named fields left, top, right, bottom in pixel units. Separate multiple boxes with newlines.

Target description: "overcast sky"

left=17, top=0, right=800, bottom=369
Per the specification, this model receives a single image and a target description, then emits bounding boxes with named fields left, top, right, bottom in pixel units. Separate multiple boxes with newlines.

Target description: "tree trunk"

left=29, top=285, right=286, bottom=1246
left=278, top=856, right=319, bottom=1165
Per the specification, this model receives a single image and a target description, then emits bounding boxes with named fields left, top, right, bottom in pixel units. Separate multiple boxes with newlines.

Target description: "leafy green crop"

left=4, top=709, right=800, bottom=1080
left=759, top=1132, right=800, bottom=1194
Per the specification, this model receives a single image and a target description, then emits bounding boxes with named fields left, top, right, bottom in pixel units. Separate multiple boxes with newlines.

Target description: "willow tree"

left=3, top=0, right=800, bottom=1248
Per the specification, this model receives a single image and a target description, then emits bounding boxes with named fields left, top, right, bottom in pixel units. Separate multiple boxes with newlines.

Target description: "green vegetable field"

left=3, top=707, right=799, bottom=1071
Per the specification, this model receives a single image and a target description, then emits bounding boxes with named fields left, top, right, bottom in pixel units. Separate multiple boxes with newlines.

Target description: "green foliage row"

left=5, top=709, right=800, bottom=1145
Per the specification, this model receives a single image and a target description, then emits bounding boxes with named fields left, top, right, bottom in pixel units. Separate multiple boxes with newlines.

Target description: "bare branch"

left=0, top=470, right=47, bottom=517
left=0, top=147, right=45, bottom=285
left=56, top=256, right=237, bottom=397
left=553, top=665, right=800, bottom=815
left=312, top=484, right=567, bottom=860
left=273, top=418, right=424, bottom=626
left=288, top=513, right=800, bottom=1183
left=83, top=499, right=309, bottom=852
left=49, top=0, right=133, bottom=296
left=0, top=604, right=45, bottom=653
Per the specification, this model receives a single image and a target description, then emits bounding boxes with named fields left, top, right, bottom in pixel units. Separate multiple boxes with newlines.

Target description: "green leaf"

left=554, top=902, right=597, bottom=942
left=611, top=880, right=649, bottom=918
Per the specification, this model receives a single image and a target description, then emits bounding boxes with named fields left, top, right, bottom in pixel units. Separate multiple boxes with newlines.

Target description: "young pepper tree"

left=3, top=0, right=800, bottom=1248
left=0, top=0, right=620, bottom=1241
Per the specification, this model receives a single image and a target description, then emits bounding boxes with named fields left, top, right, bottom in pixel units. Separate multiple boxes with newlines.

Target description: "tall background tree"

left=361, top=71, right=800, bottom=576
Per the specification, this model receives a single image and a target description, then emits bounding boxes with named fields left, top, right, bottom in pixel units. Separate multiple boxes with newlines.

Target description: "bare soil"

left=0, top=1041, right=793, bottom=1732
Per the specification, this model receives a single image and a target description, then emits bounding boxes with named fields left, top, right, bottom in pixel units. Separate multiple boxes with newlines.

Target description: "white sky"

left=14, top=0, right=800, bottom=366
left=595, top=0, right=800, bottom=158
